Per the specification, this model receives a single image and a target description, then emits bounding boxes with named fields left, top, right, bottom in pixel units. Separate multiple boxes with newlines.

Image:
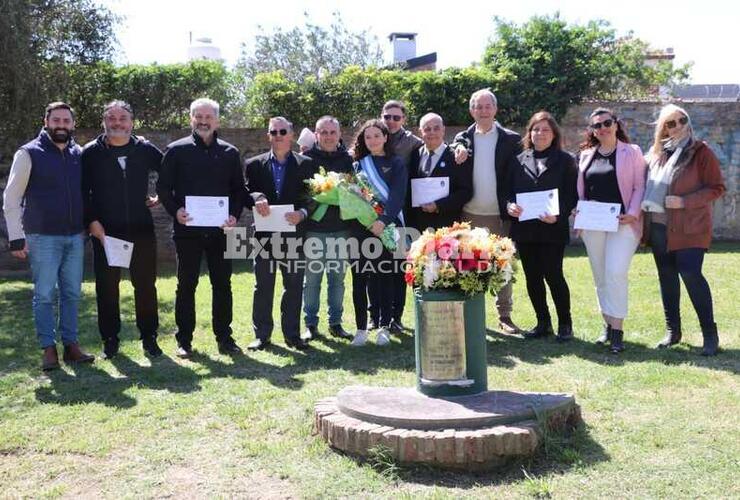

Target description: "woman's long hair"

left=651, top=104, right=694, bottom=155
left=579, top=108, right=631, bottom=150
left=352, top=119, right=392, bottom=161
left=522, top=110, right=563, bottom=151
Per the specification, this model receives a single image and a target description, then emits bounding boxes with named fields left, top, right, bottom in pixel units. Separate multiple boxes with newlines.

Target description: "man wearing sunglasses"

left=379, top=100, right=423, bottom=334
left=244, top=116, right=317, bottom=351
left=157, top=98, right=245, bottom=358
left=452, top=88, right=523, bottom=335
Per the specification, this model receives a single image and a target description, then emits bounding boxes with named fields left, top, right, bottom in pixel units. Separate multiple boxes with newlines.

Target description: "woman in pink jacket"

left=577, top=108, right=646, bottom=354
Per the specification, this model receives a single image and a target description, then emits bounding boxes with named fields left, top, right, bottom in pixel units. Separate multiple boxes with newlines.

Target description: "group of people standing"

left=3, top=88, right=725, bottom=372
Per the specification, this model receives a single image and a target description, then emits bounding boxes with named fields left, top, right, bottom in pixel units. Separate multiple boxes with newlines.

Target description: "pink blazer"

left=577, top=141, right=646, bottom=238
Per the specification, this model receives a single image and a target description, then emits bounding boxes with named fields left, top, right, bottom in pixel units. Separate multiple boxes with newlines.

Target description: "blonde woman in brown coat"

left=641, top=104, right=725, bottom=356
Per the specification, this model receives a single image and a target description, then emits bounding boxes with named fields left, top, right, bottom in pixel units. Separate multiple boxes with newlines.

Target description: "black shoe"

left=656, top=325, right=682, bottom=349
left=102, top=338, right=119, bottom=360
left=524, top=323, right=554, bottom=339
left=247, top=338, right=271, bottom=351
left=610, top=329, right=625, bottom=354
left=388, top=319, right=404, bottom=335
left=142, top=337, right=162, bottom=357
left=304, top=325, right=322, bottom=341
left=556, top=325, right=574, bottom=342
left=217, top=338, right=243, bottom=355
left=328, top=324, right=352, bottom=340
left=595, top=324, right=612, bottom=345
left=176, top=344, right=193, bottom=358
left=285, top=337, right=310, bottom=351
left=701, top=323, right=719, bottom=356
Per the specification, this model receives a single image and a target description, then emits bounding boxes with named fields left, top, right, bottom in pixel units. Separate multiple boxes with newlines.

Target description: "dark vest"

left=21, top=131, right=84, bottom=236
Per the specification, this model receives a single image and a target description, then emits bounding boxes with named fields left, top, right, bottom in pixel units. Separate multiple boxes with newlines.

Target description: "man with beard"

left=81, top=100, right=163, bottom=359
left=3, top=102, right=95, bottom=370
left=156, top=98, right=245, bottom=358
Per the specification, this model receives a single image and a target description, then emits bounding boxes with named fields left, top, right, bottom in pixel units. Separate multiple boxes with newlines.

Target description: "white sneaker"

left=351, top=330, right=368, bottom=347
left=376, top=328, right=391, bottom=346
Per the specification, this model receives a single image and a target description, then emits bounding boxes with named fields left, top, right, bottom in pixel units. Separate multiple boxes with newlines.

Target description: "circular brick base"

left=314, top=386, right=582, bottom=470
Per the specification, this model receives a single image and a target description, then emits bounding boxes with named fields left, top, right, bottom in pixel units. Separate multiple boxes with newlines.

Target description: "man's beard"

left=47, top=127, right=71, bottom=144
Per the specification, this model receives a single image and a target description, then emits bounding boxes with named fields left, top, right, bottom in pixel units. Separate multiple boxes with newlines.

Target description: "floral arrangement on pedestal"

left=404, top=222, right=517, bottom=296
left=306, top=167, right=398, bottom=250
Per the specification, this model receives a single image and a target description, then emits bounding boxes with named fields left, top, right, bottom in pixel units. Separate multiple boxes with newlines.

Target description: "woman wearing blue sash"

left=349, top=119, right=407, bottom=347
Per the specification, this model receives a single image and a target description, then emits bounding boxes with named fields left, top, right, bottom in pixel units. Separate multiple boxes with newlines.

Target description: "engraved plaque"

left=419, top=300, right=466, bottom=381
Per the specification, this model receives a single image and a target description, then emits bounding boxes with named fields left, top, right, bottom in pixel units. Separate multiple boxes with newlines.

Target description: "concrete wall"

left=1, top=101, right=737, bottom=272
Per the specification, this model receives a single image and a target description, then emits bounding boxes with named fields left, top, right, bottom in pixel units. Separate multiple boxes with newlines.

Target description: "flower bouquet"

left=404, top=222, right=517, bottom=296
left=305, top=167, right=399, bottom=250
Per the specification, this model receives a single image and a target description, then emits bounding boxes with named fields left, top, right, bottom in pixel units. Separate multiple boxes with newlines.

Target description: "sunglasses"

left=269, top=129, right=288, bottom=136
left=665, top=116, right=689, bottom=129
left=589, top=119, right=614, bottom=130
left=383, top=114, right=403, bottom=122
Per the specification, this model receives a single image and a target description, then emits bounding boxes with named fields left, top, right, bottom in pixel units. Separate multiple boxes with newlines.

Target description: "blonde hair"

left=652, top=104, right=692, bottom=155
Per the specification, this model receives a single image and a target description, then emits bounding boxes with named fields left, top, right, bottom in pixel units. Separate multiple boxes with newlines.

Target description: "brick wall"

left=2, top=101, right=738, bottom=272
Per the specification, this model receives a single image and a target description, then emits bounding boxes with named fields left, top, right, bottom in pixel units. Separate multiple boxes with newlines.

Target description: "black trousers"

left=252, top=240, right=304, bottom=342
left=649, top=223, right=715, bottom=331
left=174, top=234, right=233, bottom=346
left=367, top=245, right=399, bottom=328
left=351, top=249, right=370, bottom=331
left=92, top=234, right=159, bottom=341
left=516, top=242, right=571, bottom=328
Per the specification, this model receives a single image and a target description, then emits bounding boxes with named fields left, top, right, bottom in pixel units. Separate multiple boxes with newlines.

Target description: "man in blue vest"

left=3, top=102, right=95, bottom=370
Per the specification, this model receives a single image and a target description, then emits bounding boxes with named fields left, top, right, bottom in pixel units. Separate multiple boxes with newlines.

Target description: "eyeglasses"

left=269, top=129, right=288, bottom=136
left=665, top=116, right=689, bottom=129
left=589, top=119, right=614, bottom=130
left=383, top=114, right=403, bottom=122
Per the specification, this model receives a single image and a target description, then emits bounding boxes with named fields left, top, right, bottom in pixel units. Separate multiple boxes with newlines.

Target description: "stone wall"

left=1, top=101, right=737, bottom=272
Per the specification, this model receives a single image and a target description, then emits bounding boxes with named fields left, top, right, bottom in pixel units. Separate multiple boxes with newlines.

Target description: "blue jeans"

left=26, top=233, right=85, bottom=348
left=303, top=230, right=349, bottom=327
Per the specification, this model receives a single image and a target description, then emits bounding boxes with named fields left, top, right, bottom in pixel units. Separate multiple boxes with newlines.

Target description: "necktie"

left=423, top=152, right=434, bottom=176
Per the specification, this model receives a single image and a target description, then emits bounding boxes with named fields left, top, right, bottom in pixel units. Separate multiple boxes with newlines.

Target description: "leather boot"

left=524, top=322, right=554, bottom=339
left=610, top=329, right=625, bottom=354
left=63, top=343, right=95, bottom=364
left=42, top=346, right=60, bottom=371
left=656, top=323, right=682, bottom=349
left=700, top=323, right=719, bottom=356
left=595, top=324, right=611, bottom=345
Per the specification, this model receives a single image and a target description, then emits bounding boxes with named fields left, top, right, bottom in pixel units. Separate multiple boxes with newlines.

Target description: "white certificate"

left=516, top=189, right=559, bottom=222
left=573, top=200, right=621, bottom=232
left=252, top=204, right=297, bottom=232
left=185, top=196, right=229, bottom=227
left=103, top=236, right=134, bottom=268
left=411, top=177, right=450, bottom=207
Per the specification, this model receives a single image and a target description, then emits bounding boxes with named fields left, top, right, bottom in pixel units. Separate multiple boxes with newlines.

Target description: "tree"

left=481, top=14, right=690, bottom=125
left=0, top=0, right=118, bottom=159
left=237, top=12, right=384, bottom=83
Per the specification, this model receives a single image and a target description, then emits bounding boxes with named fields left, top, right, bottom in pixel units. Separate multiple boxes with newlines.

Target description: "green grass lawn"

left=0, top=243, right=738, bottom=498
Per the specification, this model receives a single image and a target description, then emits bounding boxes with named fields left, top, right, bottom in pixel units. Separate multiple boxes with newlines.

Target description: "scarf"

left=641, top=135, right=691, bottom=213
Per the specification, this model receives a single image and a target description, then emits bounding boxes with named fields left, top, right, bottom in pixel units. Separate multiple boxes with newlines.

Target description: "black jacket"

left=81, top=134, right=162, bottom=239
left=244, top=150, right=317, bottom=237
left=506, top=148, right=578, bottom=243
left=407, top=144, right=473, bottom=231
left=453, top=122, right=522, bottom=219
left=156, top=132, right=245, bottom=238
left=303, top=144, right=353, bottom=233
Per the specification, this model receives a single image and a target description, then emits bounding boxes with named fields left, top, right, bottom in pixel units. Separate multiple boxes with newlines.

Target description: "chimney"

left=388, top=32, right=417, bottom=64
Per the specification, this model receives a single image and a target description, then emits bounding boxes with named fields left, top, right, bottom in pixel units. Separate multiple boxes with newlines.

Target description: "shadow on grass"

left=484, top=328, right=739, bottom=375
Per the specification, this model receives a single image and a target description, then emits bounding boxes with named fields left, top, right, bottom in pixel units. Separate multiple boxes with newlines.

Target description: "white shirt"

left=464, top=125, right=499, bottom=215
left=418, top=142, right=447, bottom=176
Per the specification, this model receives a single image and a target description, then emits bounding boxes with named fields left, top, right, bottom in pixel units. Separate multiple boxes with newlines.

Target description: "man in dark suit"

left=453, top=88, right=523, bottom=334
left=244, top=116, right=316, bottom=351
left=407, top=113, right=473, bottom=231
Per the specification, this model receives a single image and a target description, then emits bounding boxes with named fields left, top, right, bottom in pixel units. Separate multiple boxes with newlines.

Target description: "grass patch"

left=0, top=243, right=738, bottom=497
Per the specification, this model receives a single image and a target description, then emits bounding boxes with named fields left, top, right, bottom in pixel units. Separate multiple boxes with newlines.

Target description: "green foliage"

left=481, top=14, right=691, bottom=125
left=237, top=11, right=384, bottom=83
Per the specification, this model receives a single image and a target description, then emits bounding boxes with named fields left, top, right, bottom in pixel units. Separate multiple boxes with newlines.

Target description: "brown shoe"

left=42, top=346, right=60, bottom=371
left=62, top=343, right=95, bottom=364
left=498, top=316, right=521, bottom=335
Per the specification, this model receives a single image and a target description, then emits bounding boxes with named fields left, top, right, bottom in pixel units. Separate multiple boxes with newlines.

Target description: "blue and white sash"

left=359, top=156, right=404, bottom=225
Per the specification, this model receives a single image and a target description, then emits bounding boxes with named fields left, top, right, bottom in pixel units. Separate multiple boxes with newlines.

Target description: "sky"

left=102, top=0, right=739, bottom=84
